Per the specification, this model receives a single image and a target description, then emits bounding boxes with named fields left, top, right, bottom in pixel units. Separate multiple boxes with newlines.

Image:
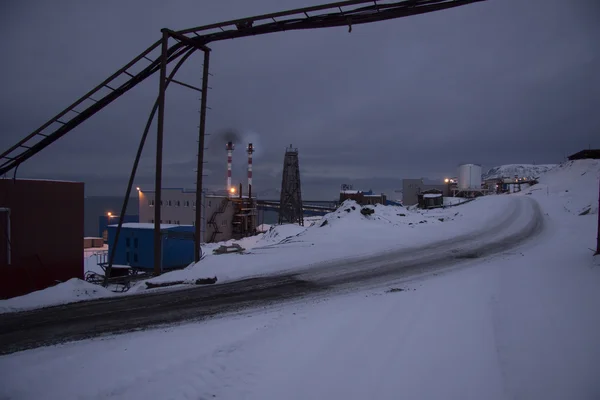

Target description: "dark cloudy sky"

left=1, top=0, right=598, bottom=200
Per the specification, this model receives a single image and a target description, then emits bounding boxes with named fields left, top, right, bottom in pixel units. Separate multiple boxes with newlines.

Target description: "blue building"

left=99, top=214, right=139, bottom=241
left=107, top=223, right=195, bottom=271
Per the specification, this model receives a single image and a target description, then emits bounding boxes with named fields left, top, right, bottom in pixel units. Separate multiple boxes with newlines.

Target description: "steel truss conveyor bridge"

left=0, top=0, right=485, bottom=279
left=256, top=200, right=337, bottom=216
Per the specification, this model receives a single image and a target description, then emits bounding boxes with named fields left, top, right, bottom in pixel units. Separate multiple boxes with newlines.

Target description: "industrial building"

left=106, top=223, right=195, bottom=271
left=137, top=142, right=257, bottom=243
left=418, top=189, right=444, bottom=209
left=452, top=163, right=486, bottom=197
left=402, top=179, right=447, bottom=206
left=339, top=187, right=387, bottom=206
left=0, top=179, right=84, bottom=299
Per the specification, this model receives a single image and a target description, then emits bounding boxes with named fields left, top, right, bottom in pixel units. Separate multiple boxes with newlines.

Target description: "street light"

left=229, top=187, right=236, bottom=194
left=136, top=187, right=140, bottom=191
left=107, top=212, right=112, bottom=217
left=444, top=178, right=450, bottom=183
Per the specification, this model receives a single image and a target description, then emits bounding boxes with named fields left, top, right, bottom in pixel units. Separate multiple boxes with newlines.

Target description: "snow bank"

left=0, top=278, right=114, bottom=314
left=524, top=159, right=600, bottom=215
left=137, top=197, right=516, bottom=290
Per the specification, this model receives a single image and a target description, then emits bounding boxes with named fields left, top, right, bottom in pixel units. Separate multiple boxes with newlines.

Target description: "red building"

left=0, top=179, right=83, bottom=299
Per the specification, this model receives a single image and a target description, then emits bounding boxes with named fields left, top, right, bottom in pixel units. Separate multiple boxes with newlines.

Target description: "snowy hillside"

left=524, top=159, right=600, bottom=215
left=3, top=161, right=599, bottom=399
left=483, top=164, right=556, bottom=180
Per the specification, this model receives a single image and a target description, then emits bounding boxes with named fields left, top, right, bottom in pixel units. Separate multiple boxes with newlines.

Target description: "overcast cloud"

left=1, top=0, right=598, bottom=200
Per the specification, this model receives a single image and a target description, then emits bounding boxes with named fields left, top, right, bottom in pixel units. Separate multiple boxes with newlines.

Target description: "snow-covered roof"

left=340, top=190, right=359, bottom=194
left=423, top=193, right=442, bottom=198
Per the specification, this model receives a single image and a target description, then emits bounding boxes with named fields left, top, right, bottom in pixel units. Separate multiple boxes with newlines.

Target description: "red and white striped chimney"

left=226, top=141, right=234, bottom=191
left=247, top=143, right=254, bottom=198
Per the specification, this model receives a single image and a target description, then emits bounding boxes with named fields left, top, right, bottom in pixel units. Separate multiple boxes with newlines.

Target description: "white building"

left=138, top=188, right=238, bottom=243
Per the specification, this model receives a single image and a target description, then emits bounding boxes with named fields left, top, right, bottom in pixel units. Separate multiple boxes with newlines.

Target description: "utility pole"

left=596, top=176, right=600, bottom=255
left=194, top=48, right=211, bottom=263
left=153, top=30, right=169, bottom=276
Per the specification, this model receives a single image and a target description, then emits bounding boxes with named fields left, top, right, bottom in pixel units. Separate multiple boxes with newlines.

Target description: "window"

left=167, top=220, right=172, bottom=224
left=125, top=238, right=130, bottom=248
left=160, top=200, right=163, bottom=206
left=176, top=201, right=180, bottom=207
left=150, top=219, right=154, bottom=223
left=185, top=201, right=189, bottom=207
left=208, top=200, right=212, bottom=207
left=134, top=238, right=138, bottom=249
left=149, top=199, right=154, bottom=206
left=193, top=201, right=196, bottom=207
left=126, top=252, right=130, bottom=263
left=133, top=253, right=138, bottom=263
left=167, top=200, right=172, bottom=206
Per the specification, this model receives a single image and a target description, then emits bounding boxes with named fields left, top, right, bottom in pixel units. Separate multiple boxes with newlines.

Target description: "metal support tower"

left=278, top=145, right=304, bottom=226
left=194, top=49, right=211, bottom=263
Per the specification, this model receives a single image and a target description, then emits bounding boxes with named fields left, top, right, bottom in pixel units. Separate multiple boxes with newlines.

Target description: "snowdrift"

left=137, top=197, right=517, bottom=289
left=525, top=159, right=600, bottom=215
left=0, top=278, right=114, bottom=314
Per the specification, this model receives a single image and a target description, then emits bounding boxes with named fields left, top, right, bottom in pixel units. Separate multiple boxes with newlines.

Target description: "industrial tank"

left=458, top=163, right=482, bottom=190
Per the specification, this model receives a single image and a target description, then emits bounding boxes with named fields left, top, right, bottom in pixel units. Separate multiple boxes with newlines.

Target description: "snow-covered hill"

left=525, top=159, right=600, bottom=215
left=483, top=164, right=556, bottom=180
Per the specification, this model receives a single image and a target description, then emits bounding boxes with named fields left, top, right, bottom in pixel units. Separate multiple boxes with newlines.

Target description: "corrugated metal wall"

left=107, top=225, right=195, bottom=270
left=0, top=179, right=84, bottom=299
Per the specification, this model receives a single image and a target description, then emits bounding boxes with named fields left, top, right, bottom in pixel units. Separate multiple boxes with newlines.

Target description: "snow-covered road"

left=1, top=160, right=598, bottom=399
left=1, top=211, right=597, bottom=400
left=0, top=196, right=543, bottom=355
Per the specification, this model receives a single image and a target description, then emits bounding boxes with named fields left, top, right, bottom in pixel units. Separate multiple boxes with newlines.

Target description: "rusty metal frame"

left=0, top=0, right=487, bottom=279
left=103, top=46, right=199, bottom=286
left=0, top=0, right=485, bottom=178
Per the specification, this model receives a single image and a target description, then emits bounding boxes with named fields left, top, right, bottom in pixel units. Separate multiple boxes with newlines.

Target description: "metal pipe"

left=153, top=30, right=169, bottom=276
left=194, top=48, right=211, bottom=263
left=0, top=208, right=10, bottom=265
left=104, top=47, right=197, bottom=286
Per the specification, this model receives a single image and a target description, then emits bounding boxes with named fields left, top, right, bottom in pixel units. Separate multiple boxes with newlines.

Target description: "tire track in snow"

left=0, top=197, right=544, bottom=355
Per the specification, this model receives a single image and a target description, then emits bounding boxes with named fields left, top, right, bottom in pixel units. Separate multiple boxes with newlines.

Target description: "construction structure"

left=279, top=145, right=304, bottom=226
left=452, top=163, right=486, bottom=198
left=0, top=0, right=486, bottom=281
left=402, top=179, right=447, bottom=206
left=138, top=141, right=257, bottom=243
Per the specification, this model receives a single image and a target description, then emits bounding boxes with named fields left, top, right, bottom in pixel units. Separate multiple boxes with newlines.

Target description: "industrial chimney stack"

left=226, top=141, right=234, bottom=192
left=247, top=143, right=254, bottom=199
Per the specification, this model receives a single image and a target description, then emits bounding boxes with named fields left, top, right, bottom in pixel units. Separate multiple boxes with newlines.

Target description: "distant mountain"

left=483, top=164, right=557, bottom=180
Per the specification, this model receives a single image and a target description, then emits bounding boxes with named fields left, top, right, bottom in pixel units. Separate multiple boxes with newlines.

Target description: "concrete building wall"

left=138, top=189, right=235, bottom=243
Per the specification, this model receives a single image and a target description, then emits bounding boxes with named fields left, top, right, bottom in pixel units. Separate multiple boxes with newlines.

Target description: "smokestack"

left=247, top=143, right=254, bottom=199
left=226, top=141, right=234, bottom=191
